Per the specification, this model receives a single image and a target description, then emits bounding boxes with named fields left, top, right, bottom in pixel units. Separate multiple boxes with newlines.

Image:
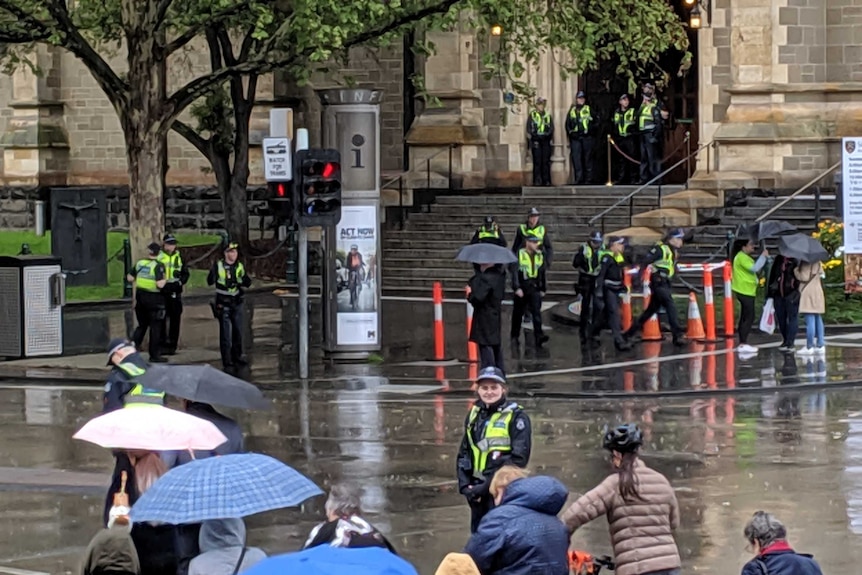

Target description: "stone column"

left=405, top=19, right=487, bottom=189
left=0, top=46, right=69, bottom=187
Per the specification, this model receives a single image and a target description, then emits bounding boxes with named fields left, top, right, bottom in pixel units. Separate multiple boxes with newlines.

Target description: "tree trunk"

left=222, top=75, right=256, bottom=250
left=121, top=0, right=168, bottom=260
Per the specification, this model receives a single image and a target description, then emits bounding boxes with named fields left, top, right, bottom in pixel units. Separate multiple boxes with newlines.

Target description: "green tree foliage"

left=0, top=0, right=688, bottom=253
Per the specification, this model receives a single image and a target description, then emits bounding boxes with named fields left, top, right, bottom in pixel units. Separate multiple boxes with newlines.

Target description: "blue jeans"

left=804, top=313, right=824, bottom=348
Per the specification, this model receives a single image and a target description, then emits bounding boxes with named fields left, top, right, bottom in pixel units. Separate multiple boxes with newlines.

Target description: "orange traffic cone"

left=642, top=308, right=663, bottom=341
left=686, top=292, right=706, bottom=340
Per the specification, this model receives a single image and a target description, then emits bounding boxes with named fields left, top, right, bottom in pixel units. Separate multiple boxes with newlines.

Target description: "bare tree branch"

left=154, top=0, right=175, bottom=32
left=166, top=0, right=462, bottom=118
left=164, top=0, right=253, bottom=56
left=215, top=26, right=236, bottom=67
left=42, top=0, right=128, bottom=109
left=171, top=119, right=211, bottom=160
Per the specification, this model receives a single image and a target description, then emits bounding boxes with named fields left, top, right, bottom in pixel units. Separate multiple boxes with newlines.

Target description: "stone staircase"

left=381, top=177, right=837, bottom=296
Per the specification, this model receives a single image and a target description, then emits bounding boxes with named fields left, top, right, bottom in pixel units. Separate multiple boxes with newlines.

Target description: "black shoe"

left=672, top=336, right=688, bottom=347
left=615, top=340, right=633, bottom=352
left=161, top=348, right=177, bottom=356
left=538, top=334, right=550, bottom=344
left=235, top=355, right=249, bottom=366
left=150, top=356, right=168, bottom=363
left=622, top=329, right=637, bottom=341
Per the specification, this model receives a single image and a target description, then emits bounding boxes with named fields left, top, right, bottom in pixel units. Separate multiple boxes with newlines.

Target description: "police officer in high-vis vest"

left=624, top=228, right=687, bottom=346
left=510, top=233, right=548, bottom=349
left=512, top=207, right=554, bottom=267
left=613, top=93, right=637, bottom=185
left=591, top=236, right=633, bottom=351
left=527, top=97, right=554, bottom=186
left=103, top=338, right=166, bottom=412
left=207, top=242, right=252, bottom=371
left=158, top=233, right=189, bottom=355
left=566, top=90, right=597, bottom=185
left=457, top=366, right=531, bottom=533
left=637, top=83, right=663, bottom=184
left=128, top=242, right=168, bottom=363
left=572, top=230, right=605, bottom=340
left=471, top=215, right=507, bottom=248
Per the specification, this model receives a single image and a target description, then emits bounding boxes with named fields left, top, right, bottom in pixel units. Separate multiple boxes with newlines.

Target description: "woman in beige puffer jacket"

left=561, top=424, right=681, bottom=575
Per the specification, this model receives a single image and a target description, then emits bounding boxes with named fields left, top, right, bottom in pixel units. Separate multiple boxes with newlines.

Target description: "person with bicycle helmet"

left=561, top=424, right=681, bottom=575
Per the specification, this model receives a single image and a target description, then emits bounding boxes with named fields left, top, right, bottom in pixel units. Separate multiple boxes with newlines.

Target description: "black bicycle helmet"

left=602, top=423, right=643, bottom=453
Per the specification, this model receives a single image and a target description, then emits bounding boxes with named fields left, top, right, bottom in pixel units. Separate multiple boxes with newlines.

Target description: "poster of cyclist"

left=336, top=205, right=379, bottom=345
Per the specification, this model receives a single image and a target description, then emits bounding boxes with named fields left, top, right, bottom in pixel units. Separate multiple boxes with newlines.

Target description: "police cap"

left=106, top=338, right=133, bottom=366
left=163, top=233, right=177, bottom=244
left=589, top=230, right=603, bottom=243
left=527, top=207, right=540, bottom=216
left=576, top=90, right=586, bottom=99
left=476, top=366, right=506, bottom=385
left=484, top=215, right=495, bottom=226
left=224, top=242, right=239, bottom=252
left=147, top=242, right=161, bottom=255
left=525, top=234, right=541, bottom=243
left=666, top=227, right=686, bottom=240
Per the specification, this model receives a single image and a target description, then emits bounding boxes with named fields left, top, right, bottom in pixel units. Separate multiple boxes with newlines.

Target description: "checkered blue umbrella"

left=129, top=453, right=322, bottom=524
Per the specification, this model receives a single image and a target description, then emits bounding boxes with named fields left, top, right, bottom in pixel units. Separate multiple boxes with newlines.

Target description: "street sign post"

left=263, top=137, right=292, bottom=181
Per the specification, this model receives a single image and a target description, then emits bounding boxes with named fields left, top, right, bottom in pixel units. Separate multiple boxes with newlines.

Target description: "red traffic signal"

left=293, top=149, right=342, bottom=227
left=322, top=162, right=338, bottom=179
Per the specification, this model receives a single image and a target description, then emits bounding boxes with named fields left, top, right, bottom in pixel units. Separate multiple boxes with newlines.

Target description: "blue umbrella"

left=130, top=453, right=322, bottom=524
left=244, top=546, right=419, bottom=575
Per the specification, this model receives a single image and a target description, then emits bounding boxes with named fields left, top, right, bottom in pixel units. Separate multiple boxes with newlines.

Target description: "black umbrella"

left=455, top=243, right=517, bottom=265
left=138, top=364, right=271, bottom=410
left=741, top=220, right=797, bottom=242
left=778, top=233, right=830, bottom=263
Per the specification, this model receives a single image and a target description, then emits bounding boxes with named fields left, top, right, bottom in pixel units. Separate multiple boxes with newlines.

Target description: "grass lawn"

left=0, top=230, right=220, bottom=302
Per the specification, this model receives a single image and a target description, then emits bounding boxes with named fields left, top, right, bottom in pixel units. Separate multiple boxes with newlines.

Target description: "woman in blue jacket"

left=741, top=511, right=823, bottom=575
left=464, top=466, right=569, bottom=575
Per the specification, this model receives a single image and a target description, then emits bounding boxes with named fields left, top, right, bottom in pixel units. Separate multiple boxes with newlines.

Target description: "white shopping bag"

left=759, top=297, right=776, bottom=335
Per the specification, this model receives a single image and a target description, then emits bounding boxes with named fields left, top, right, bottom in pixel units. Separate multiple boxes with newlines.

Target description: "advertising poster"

left=336, top=205, right=379, bottom=346
left=842, top=137, right=862, bottom=293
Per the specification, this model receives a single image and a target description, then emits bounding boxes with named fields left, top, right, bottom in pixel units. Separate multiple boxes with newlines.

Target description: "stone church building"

left=0, top=0, right=858, bottom=228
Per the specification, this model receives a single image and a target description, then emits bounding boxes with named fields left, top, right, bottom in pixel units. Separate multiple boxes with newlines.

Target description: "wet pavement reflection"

left=3, top=295, right=862, bottom=573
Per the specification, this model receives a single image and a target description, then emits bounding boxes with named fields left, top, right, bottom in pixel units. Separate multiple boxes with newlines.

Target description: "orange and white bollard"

left=465, top=286, right=478, bottom=363
left=641, top=268, right=663, bottom=341
left=686, top=293, right=706, bottom=341
left=622, top=268, right=633, bottom=331
left=702, top=264, right=719, bottom=342
left=723, top=261, right=735, bottom=338
left=433, top=281, right=445, bottom=360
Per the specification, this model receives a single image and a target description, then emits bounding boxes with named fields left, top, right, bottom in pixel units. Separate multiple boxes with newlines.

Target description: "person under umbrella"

left=767, top=253, right=800, bottom=352
left=162, top=400, right=244, bottom=468
left=468, top=260, right=506, bottom=372
left=732, top=239, right=768, bottom=354
left=795, top=259, right=826, bottom=356
left=189, top=519, right=266, bottom=575
left=304, top=484, right=396, bottom=553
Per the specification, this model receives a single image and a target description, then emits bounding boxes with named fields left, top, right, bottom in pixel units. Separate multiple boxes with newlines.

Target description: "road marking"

left=0, top=567, right=51, bottom=575
left=0, top=384, right=104, bottom=391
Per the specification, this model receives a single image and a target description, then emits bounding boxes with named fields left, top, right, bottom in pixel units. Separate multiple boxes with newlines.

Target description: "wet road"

left=3, top=294, right=862, bottom=573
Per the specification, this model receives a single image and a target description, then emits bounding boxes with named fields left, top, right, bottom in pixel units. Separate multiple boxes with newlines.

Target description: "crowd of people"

left=526, top=84, right=669, bottom=187
left=126, top=236, right=251, bottom=372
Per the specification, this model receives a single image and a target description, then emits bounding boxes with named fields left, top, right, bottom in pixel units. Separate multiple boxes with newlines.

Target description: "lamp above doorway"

left=687, top=0, right=710, bottom=29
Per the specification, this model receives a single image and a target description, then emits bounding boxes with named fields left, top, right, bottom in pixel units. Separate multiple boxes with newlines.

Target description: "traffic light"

left=266, top=181, right=294, bottom=221
left=294, top=148, right=342, bottom=227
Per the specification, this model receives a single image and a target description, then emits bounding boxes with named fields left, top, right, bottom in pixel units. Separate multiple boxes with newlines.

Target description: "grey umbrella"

left=741, top=220, right=797, bottom=242
left=456, top=243, right=518, bottom=265
left=778, top=233, right=830, bottom=263
left=138, top=364, right=271, bottom=410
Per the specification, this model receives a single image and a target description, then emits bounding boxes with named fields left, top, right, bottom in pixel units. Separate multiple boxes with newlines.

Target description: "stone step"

left=689, top=171, right=764, bottom=191
left=521, top=185, right=680, bottom=197
left=661, top=189, right=723, bottom=210
left=631, top=208, right=695, bottom=229
left=602, top=226, right=664, bottom=246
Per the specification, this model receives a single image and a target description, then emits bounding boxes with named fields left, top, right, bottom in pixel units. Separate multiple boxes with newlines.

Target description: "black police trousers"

left=570, top=136, right=595, bottom=184
left=578, top=278, right=597, bottom=338
left=468, top=495, right=495, bottom=533
left=531, top=138, right=552, bottom=186
left=163, top=291, right=183, bottom=352
left=630, top=280, right=683, bottom=338
left=511, top=288, right=543, bottom=340
left=640, top=133, right=662, bottom=184
left=616, top=136, right=637, bottom=184
left=217, top=298, right=245, bottom=368
left=133, top=291, right=165, bottom=360
left=591, top=287, right=625, bottom=345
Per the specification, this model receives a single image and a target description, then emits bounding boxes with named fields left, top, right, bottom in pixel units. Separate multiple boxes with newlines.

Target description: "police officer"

left=637, top=83, right=663, bottom=184
left=613, top=94, right=637, bottom=184
left=103, top=338, right=166, bottom=413
left=512, top=207, right=554, bottom=266
left=511, top=234, right=548, bottom=349
left=207, top=242, right=252, bottom=371
left=572, top=230, right=605, bottom=339
left=624, top=228, right=687, bottom=346
left=566, top=90, right=597, bottom=185
left=127, top=242, right=168, bottom=363
left=456, top=366, right=531, bottom=533
left=527, top=97, right=553, bottom=186
left=471, top=215, right=507, bottom=247
left=591, top=236, right=633, bottom=351
left=158, top=233, right=189, bottom=355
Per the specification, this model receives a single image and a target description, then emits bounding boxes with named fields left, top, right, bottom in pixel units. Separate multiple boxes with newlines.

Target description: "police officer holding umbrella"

left=207, top=242, right=252, bottom=372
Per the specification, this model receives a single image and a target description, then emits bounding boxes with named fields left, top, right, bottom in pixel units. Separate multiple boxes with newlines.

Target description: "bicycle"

left=348, top=269, right=361, bottom=310
left=569, top=550, right=615, bottom=575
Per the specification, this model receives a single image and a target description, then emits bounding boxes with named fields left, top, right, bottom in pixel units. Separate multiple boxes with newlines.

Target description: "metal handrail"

left=588, top=138, right=713, bottom=229
left=380, top=144, right=456, bottom=230
left=755, top=160, right=841, bottom=223
left=380, top=145, right=454, bottom=190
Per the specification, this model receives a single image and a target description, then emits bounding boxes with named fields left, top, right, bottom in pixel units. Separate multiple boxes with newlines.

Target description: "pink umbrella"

left=73, top=405, right=228, bottom=451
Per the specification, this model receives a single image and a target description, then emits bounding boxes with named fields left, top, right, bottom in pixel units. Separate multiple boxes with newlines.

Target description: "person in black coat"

left=468, top=264, right=506, bottom=372
left=591, top=236, right=633, bottom=352
left=457, top=367, right=531, bottom=533
left=767, top=254, right=800, bottom=351
left=572, top=230, right=605, bottom=340
left=510, top=234, right=548, bottom=349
